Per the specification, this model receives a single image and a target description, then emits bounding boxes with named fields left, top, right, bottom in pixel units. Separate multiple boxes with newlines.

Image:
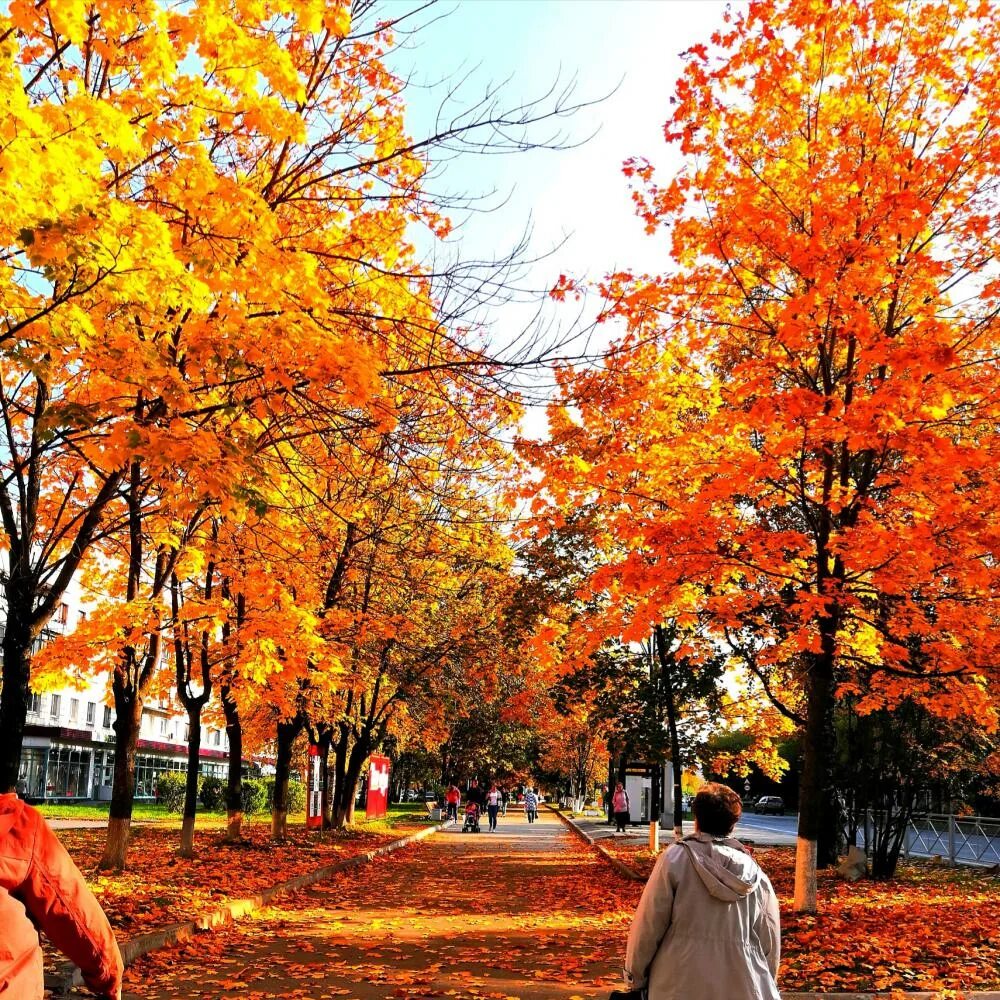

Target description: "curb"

left=547, top=805, right=645, bottom=882
left=49, top=820, right=450, bottom=996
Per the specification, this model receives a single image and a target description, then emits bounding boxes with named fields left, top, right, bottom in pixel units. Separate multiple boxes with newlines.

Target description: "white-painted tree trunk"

left=102, top=816, right=131, bottom=871
left=794, top=835, right=818, bottom=912
left=272, top=808, right=288, bottom=841
left=226, top=809, right=243, bottom=842
left=180, top=816, right=196, bottom=858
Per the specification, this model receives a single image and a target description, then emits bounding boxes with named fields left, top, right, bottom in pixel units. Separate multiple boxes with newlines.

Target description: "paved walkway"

left=121, top=810, right=639, bottom=999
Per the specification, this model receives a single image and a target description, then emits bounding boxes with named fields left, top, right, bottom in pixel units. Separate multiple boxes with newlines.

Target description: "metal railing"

left=897, top=812, right=1000, bottom=867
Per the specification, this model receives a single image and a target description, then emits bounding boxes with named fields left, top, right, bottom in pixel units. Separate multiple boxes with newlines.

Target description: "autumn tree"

left=530, top=0, right=1000, bottom=913
left=0, top=0, right=591, bottom=812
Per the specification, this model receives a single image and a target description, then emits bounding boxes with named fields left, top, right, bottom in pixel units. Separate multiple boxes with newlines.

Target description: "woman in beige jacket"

left=623, top=783, right=780, bottom=1000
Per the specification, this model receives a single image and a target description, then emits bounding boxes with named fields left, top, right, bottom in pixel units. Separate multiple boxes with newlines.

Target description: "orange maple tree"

left=527, top=0, right=1000, bottom=912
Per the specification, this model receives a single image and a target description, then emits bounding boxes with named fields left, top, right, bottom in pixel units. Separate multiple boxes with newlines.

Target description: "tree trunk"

left=99, top=684, right=143, bottom=870
left=271, top=717, right=302, bottom=841
left=222, top=685, right=244, bottom=841
left=655, top=625, right=685, bottom=840
left=0, top=618, right=32, bottom=793
left=180, top=705, right=202, bottom=858
left=330, top=724, right=352, bottom=828
left=794, top=645, right=835, bottom=912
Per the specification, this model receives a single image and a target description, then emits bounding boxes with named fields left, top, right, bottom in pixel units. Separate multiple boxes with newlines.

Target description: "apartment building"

left=3, top=568, right=234, bottom=802
left=19, top=678, right=231, bottom=802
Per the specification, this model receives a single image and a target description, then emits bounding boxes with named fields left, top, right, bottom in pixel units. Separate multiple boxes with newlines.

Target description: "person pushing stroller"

left=461, top=779, right=487, bottom=833
left=462, top=800, right=482, bottom=833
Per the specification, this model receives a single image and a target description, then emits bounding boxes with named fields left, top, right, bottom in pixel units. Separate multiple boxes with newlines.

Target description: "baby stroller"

left=461, top=802, right=481, bottom=833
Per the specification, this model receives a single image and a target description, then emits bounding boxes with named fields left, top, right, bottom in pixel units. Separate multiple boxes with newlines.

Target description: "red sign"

left=365, top=754, right=390, bottom=820
left=306, top=744, right=323, bottom=830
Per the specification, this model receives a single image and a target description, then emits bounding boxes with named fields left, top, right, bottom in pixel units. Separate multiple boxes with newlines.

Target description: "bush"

left=264, top=776, right=306, bottom=814
left=156, top=772, right=187, bottom=813
left=199, top=775, right=226, bottom=811
left=241, top=778, right=268, bottom=818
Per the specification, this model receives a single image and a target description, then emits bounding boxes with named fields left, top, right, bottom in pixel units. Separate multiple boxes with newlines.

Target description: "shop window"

left=44, top=746, right=92, bottom=798
left=18, top=748, right=47, bottom=799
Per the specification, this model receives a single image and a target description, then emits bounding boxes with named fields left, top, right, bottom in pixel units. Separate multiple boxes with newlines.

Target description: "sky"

left=381, top=0, right=733, bottom=432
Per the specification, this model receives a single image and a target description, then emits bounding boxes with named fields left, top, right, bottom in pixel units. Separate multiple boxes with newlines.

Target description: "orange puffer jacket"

left=0, top=793, right=123, bottom=999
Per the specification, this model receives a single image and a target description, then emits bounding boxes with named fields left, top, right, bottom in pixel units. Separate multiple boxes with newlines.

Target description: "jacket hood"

left=680, top=833, right=762, bottom=902
left=0, top=792, right=24, bottom=837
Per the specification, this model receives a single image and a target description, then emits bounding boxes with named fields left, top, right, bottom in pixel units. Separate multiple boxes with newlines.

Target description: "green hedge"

left=156, top=772, right=187, bottom=813
left=240, top=778, right=269, bottom=818
left=199, top=775, right=226, bottom=811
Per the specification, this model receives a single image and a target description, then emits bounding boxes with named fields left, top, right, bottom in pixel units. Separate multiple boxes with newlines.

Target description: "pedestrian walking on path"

left=612, top=782, right=630, bottom=833
left=445, top=784, right=461, bottom=821
left=486, top=783, right=501, bottom=831
left=0, top=792, right=124, bottom=1000
left=623, top=782, right=780, bottom=1000
left=524, top=786, right=539, bottom=822
left=500, top=785, right=510, bottom=816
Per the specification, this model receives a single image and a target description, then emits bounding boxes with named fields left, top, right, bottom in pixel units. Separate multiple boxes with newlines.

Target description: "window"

left=103, top=705, right=112, bottom=728
left=69, top=698, right=79, bottom=723
left=27, top=692, right=42, bottom=714
left=56, top=602, right=69, bottom=626
left=86, top=702, right=95, bottom=726
left=159, top=718, right=167, bottom=735
left=212, top=729, right=221, bottom=747
left=18, top=747, right=47, bottom=798
left=49, top=694, right=61, bottom=719
left=78, top=609, right=87, bottom=623
left=183, top=724, right=190, bottom=742
left=44, top=745, right=92, bottom=798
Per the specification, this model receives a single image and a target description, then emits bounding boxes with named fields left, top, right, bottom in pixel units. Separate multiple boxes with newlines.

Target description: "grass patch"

left=38, top=801, right=306, bottom=827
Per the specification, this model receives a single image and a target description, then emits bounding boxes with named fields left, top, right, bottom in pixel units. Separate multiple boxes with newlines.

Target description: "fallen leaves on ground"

left=59, top=821, right=427, bottom=938
left=122, top=821, right=640, bottom=999
left=602, top=839, right=1000, bottom=994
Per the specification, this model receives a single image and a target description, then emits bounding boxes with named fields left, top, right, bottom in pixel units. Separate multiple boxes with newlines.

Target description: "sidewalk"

left=120, top=810, right=638, bottom=999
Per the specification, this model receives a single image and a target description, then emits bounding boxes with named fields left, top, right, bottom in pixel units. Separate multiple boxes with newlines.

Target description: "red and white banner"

left=306, top=744, right=323, bottom=830
left=366, top=754, right=390, bottom=820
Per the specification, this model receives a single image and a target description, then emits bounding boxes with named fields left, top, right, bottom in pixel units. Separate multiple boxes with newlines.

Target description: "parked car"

left=753, top=795, right=785, bottom=815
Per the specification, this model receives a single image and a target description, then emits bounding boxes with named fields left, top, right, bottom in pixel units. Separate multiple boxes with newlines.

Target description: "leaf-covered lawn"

left=58, top=819, right=428, bottom=938
left=600, top=841, right=1000, bottom=994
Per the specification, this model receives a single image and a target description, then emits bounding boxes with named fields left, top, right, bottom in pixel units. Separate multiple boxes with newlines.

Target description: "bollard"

left=649, top=820, right=660, bottom=853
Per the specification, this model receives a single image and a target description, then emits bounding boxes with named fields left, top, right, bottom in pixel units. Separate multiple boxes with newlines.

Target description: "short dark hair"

left=692, top=783, right=742, bottom=837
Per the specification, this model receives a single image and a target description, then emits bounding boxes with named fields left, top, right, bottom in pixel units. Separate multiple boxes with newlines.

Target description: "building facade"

left=19, top=680, right=232, bottom=802
left=3, top=564, right=236, bottom=803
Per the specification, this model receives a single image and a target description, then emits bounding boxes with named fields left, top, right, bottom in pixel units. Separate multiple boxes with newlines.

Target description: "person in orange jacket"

left=0, top=791, right=124, bottom=999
